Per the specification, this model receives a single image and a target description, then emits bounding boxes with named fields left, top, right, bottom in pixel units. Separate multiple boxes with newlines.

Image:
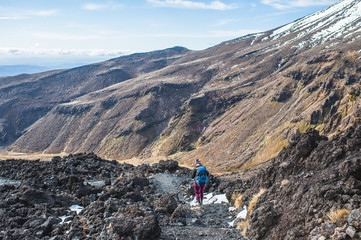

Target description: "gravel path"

left=150, top=173, right=187, bottom=202
left=151, top=173, right=244, bottom=240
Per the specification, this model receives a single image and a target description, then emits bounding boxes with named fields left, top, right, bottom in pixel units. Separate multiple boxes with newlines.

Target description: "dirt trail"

left=151, top=173, right=243, bottom=240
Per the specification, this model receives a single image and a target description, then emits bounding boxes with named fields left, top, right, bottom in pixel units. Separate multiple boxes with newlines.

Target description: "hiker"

left=191, top=158, right=209, bottom=205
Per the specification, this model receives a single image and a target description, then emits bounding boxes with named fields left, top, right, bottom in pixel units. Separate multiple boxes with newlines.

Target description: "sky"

left=0, top=0, right=338, bottom=67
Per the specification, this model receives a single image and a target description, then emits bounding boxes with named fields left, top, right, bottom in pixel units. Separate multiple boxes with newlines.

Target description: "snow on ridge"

left=270, top=0, right=360, bottom=40
left=306, top=1, right=361, bottom=45
left=226, top=33, right=262, bottom=45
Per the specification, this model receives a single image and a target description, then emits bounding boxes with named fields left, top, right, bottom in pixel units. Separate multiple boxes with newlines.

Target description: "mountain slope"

left=0, top=47, right=189, bottom=147
left=5, top=0, right=361, bottom=171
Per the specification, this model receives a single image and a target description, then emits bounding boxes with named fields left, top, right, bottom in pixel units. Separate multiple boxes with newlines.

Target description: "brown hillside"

left=3, top=0, right=361, bottom=171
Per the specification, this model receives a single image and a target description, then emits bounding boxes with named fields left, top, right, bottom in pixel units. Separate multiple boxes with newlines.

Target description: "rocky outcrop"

left=223, top=124, right=361, bottom=239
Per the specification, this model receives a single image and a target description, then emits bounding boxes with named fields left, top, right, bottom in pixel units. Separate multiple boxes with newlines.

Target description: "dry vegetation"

left=281, top=179, right=289, bottom=186
left=248, top=188, right=267, bottom=214
left=240, top=133, right=288, bottom=171
left=326, top=208, right=350, bottom=223
left=231, top=192, right=244, bottom=209
left=237, top=188, right=267, bottom=236
left=0, top=152, right=67, bottom=161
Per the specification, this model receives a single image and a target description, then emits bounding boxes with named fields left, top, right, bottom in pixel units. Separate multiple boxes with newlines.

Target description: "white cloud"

left=0, top=16, right=21, bottom=20
left=0, top=47, right=130, bottom=66
left=0, top=9, right=59, bottom=20
left=81, top=2, right=123, bottom=10
left=0, top=47, right=127, bottom=58
left=214, top=18, right=240, bottom=27
left=261, top=0, right=336, bottom=9
left=147, top=0, right=238, bottom=10
left=30, top=9, right=59, bottom=17
left=82, top=3, right=109, bottom=10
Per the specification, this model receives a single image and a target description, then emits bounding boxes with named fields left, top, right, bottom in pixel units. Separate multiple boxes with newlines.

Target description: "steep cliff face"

left=4, top=0, right=361, bottom=171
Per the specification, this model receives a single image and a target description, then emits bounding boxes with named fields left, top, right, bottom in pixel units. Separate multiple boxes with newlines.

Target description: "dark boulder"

left=170, top=205, right=190, bottom=226
left=153, top=194, right=178, bottom=214
left=152, top=160, right=179, bottom=173
left=20, top=188, right=55, bottom=205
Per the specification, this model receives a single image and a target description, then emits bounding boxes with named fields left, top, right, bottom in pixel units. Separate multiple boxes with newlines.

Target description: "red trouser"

left=194, top=183, right=206, bottom=202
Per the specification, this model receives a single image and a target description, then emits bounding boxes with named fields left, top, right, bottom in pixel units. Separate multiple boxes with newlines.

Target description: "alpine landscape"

left=1, top=0, right=361, bottom=239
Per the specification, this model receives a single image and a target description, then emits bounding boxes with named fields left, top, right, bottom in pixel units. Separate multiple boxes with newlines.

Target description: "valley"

left=1, top=0, right=361, bottom=239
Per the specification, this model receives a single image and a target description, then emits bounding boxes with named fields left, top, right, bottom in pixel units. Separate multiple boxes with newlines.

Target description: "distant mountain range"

left=0, top=63, right=92, bottom=77
left=0, top=65, right=53, bottom=77
left=1, top=0, right=360, bottom=171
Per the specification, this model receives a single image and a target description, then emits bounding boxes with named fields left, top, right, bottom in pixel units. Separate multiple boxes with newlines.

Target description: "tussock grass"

left=237, top=188, right=267, bottom=236
left=327, top=208, right=350, bottom=223
left=231, top=192, right=239, bottom=202
left=248, top=188, right=267, bottom=214
left=241, top=135, right=288, bottom=171
left=234, top=194, right=244, bottom=209
left=237, top=219, right=249, bottom=236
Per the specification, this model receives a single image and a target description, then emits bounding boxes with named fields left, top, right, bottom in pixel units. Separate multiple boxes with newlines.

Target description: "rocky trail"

left=3, top=125, right=361, bottom=239
left=0, top=153, right=244, bottom=239
left=151, top=173, right=243, bottom=239
left=160, top=204, right=243, bottom=240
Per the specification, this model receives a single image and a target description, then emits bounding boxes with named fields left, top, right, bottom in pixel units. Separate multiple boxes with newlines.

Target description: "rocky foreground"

left=0, top=153, right=242, bottom=239
left=2, top=124, right=361, bottom=239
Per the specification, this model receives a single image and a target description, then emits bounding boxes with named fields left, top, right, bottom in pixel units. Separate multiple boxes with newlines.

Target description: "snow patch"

left=69, top=205, right=84, bottom=214
left=59, top=215, right=72, bottom=225
left=189, top=192, right=229, bottom=206
left=236, top=206, right=248, bottom=219
left=269, top=0, right=361, bottom=50
left=83, top=179, right=105, bottom=188
left=59, top=205, right=84, bottom=224
left=228, top=206, right=248, bottom=227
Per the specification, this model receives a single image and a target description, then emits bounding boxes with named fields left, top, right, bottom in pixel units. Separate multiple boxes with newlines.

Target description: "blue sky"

left=0, top=0, right=337, bottom=66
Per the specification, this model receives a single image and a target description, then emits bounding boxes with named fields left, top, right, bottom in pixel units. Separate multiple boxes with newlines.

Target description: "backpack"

left=195, top=166, right=209, bottom=185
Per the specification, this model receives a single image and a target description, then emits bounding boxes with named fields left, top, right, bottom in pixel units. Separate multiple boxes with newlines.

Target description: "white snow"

left=59, top=215, right=72, bottom=225
left=268, top=0, right=361, bottom=50
left=228, top=219, right=236, bottom=227
left=228, top=206, right=236, bottom=212
left=69, top=205, right=84, bottom=214
left=59, top=205, right=84, bottom=223
left=250, top=33, right=263, bottom=45
left=83, top=179, right=105, bottom=187
left=236, top=206, right=248, bottom=219
left=189, top=192, right=229, bottom=206
left=228, top=206, right=248, bottom=227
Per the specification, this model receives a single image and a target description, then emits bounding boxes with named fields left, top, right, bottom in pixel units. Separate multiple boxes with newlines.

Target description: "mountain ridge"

left=2, top=0, right=361, bottom=171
